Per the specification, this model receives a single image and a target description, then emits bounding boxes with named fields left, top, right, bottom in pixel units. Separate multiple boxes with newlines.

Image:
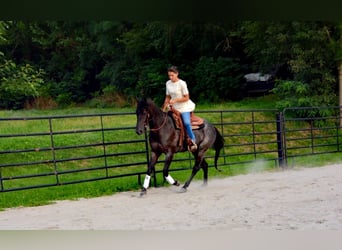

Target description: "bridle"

left=143, top=109, right=168, bottom=132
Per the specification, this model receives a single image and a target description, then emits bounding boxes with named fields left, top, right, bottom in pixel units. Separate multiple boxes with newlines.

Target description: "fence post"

left=276, top=112, right=286, bottom=167
left=0, top=167, right=3, bottom=191
left=100, top=115, right=109, bottom=178
left=48, top=118, right=60, bottom=184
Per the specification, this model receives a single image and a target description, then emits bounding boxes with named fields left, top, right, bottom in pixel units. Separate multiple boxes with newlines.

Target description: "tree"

left=193, top=56, right=244, bottom=102
left=242, top=21, right=339, bottom=114
left=0, top=21, right=45, bottom=109
left=325, top=22, right=342, bottom=123
left=0, top=60, right=45, bottom=109
left=1, top=20, right=340, bottom=110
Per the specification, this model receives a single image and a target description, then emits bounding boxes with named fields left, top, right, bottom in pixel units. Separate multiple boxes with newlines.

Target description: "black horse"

left=135, top=97, right=224, bottom=195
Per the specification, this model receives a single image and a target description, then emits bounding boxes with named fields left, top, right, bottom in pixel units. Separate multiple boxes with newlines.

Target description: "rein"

left=148, top=111, right=168, bottom=132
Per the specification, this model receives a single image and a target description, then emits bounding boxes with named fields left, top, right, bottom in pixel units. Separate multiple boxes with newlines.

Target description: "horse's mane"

left=143, top=97, right=163, bottom=115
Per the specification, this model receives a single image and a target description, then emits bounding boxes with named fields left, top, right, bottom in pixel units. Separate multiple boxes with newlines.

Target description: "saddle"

left=168, top=106, right=204, bottom=148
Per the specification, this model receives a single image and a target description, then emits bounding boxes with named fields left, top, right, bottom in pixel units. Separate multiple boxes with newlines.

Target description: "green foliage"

left=241, top=21, right=291, bottom=71
left=289, top=22, right=337, bottom=87
left=0, top=21, right=9, bottom=44
left=193, top=56, right=244, bottom=102
left=85, top=85, right=132, bottom=108
left=0, top=21, right=340, bottom=110
left=242, top=21, right=339, bottom=117
left=135, top=58, right=168, bottom=105
left=0, top=59, right=45, bottom=109
left=272, top=80, right=337, bottom=119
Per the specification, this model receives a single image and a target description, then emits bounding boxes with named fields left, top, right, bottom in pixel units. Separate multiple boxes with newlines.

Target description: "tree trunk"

left=339, top=63, right=342, bottom=126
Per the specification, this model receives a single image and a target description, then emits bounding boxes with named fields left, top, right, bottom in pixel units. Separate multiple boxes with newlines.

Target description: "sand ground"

left=1, top=164, right=342, bottom=230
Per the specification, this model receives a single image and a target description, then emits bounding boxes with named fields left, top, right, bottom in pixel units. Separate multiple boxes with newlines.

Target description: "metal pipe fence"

left=1, top=106, right=342, bottom=192
left=0, top=113, right=148, bottom=192
left=282, top=106, right=342, bottom=166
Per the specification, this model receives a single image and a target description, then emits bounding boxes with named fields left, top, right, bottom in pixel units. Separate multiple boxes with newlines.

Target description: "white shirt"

left=166, top=79, right=195, bottom=113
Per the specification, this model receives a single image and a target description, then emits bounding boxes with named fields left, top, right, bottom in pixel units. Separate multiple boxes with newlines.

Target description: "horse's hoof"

left=179, top=187, right=187, bottom=193
left=173, top=180, right=180, bottom=186
left=140, top=188, right=147, bottom=197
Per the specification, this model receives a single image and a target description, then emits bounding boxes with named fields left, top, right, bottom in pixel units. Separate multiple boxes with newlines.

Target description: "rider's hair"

left=167, top=65, right=179, bottom=74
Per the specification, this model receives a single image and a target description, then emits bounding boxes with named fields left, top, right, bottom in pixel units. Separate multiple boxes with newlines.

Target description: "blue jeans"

left=181, top=112, right=196, bottom=142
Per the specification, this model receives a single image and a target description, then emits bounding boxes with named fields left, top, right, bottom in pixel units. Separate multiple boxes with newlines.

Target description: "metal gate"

left=1, top=107, right=341, bottom=192
left=282, top=106, right=342, bottom=166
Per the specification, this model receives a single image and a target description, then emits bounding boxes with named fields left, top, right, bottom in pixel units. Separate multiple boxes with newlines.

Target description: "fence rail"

left=1, top=106, right=342, bottom=192
left=282, top=106, right=342, bottom=166
left=0, top=112, right=149, bottom=192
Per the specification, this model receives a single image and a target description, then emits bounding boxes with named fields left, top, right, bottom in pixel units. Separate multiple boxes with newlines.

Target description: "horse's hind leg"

left=181, top=153, right=209, bottom=192
left=181, top=154, right=206, bottom=192
left=202, top=159, right=209, bottom=187
left=180, top=164, right=201, bottom=192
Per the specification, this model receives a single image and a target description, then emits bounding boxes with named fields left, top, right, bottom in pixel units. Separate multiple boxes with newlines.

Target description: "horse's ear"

left=146, top=97, right=152, bottom=102
left=135, top=96, right=147, bottom=103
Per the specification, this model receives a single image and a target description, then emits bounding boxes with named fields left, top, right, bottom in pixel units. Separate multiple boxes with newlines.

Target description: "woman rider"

left=162, top=66, right=197, bottom=152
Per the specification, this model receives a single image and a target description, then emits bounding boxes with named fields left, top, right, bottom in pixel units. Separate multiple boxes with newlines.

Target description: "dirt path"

left=1, top=164, right=342, bottom=230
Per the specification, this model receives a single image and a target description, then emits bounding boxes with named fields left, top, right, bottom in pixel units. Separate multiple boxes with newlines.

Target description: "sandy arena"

left=1, top=164, right=342, bottom=230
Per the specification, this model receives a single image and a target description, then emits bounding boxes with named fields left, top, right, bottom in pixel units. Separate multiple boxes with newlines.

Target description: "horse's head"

left=135, top=97, right=149, bottom=135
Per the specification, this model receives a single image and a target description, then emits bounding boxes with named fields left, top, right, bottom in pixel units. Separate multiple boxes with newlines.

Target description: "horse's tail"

left=213, top=126, right=225, bottom=171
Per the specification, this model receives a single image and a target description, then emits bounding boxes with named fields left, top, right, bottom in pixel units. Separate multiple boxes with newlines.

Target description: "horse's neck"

left=148, top=105, right=165, bottom=128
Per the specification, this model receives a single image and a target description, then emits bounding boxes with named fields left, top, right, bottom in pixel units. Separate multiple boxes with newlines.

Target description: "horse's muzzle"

left=136, top=128, right=144, bottom=135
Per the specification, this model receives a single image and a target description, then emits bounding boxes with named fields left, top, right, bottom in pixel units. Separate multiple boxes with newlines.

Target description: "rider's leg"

left=181, top=112, right=197, bottom=151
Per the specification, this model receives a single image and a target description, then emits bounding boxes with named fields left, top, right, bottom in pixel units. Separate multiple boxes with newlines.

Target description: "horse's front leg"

left=163, top=151, right=180, bottom=186
left=141, top=151, right=160, bottom=196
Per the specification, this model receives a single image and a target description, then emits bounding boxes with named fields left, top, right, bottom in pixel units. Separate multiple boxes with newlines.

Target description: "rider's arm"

left=162, top=95, right=171, bottom=111
left=170, top=94, right=189, bottom=104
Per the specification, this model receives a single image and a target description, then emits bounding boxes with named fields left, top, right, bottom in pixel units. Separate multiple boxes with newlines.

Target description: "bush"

left=24, top=96, right=58, bottom=110
left=272, top=80, right=337, bottom=120
left=0, top=60, right=45, bottom=109
left=193, top=56, right=244, bottom=103
left=86, top=85, right=131, bottom=108
left=56, top=92, right=74, bottom=107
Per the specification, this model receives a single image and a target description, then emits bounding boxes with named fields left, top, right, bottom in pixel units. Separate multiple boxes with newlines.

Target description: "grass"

left=0, top=94, right=341, bottom=210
